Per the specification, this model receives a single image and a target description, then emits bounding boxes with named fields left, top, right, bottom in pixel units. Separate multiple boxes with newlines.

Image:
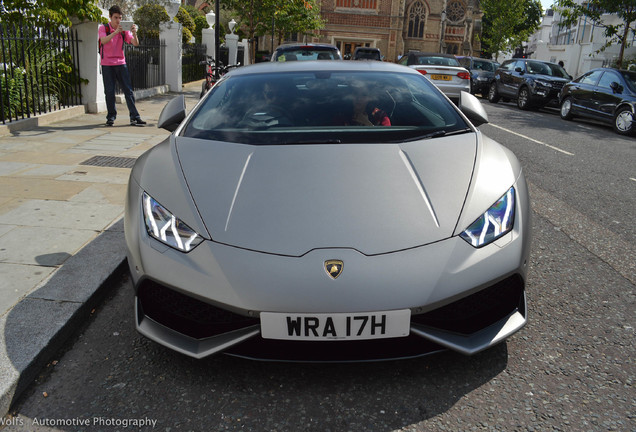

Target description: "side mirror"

left=515, top=67, right=524, bottom=74
left=157, top=95, right=186, bottom=132
left=459, top=91, right=488, bottom=127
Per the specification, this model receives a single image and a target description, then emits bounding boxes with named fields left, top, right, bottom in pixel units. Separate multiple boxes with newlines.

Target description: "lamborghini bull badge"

left=324, top=260, right=343, bottom=279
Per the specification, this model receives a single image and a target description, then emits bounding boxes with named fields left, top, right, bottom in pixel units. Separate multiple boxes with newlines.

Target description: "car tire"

left=560, top=97, right=574, bottom=120
left=613, top=106, right=636, bottom=136
left=488, top=82, right=500, bottom=103
left=517, top=87, right=532, bottom=110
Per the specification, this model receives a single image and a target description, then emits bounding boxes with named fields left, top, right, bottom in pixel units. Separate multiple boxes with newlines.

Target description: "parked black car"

left=488, top=59, right=571, bottom=110
left=559, top=67, right=636, bottom=136
left=353, top=47, right=382, bottom=61
left=456, top=56, right=499, bottom=96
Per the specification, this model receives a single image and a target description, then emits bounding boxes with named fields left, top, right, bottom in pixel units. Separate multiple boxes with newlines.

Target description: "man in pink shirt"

left=99, top=5, right=146, bottom=127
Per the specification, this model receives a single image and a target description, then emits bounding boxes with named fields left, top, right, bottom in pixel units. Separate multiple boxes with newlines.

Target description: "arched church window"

left=407, top=1, right=427, bottom=38
left=446, top=0, right=466, bottom=23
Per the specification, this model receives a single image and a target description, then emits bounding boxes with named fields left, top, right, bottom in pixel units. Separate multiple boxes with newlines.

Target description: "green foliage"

left=176, top=6, right=197, bottom=44
left=555, top=0, right=636, bottom=68
left=221, top=0, right=323, bottom=62
left=193, top=15, right=209, bottom=44
left=481, top=0, right=543, bottom=59
left=0, top=32, right=83, bottom=121
left=133, top=4, right=171, bottom=40
left=183, top=5, right=204, bottom=21
left=2, top=0, right=103, bottom=28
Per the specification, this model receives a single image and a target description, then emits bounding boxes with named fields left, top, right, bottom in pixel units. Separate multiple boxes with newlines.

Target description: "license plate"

left=430, top=74, right=452, bottom=81
left=260, top=310, right=411, bottom=341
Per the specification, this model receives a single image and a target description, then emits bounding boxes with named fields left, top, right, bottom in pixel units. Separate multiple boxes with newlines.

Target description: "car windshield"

left=182, top=70, right=470, bottom=145
left=473, top=59, right=496, bottom=72
left=527, top=61, right=569, bottom=78
left=274, top=48, right=339, bottom=61
left=621, top=71, right=636, bottom=93
left=416, top=56, right=461, bottom=67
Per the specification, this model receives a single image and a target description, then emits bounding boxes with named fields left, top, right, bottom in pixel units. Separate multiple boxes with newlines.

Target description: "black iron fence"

left=123, top=37, right=166, bottom=91
left=182, top=42, right=206, bottom=84
left=0, top=21, right=81, bottom=124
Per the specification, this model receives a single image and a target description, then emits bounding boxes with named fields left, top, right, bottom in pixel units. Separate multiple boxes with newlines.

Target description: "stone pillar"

left=74, top=21, right=105, bottom=113
left=160, top=22, right=183, bottom=92
left=202, top=27, right=216, bottom=60
left=225, top=33, right=239, bottom=66
left=241, top=38, right=251, bottom=65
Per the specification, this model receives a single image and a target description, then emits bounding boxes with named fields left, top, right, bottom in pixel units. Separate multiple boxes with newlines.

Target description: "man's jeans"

left=102, top=64, right=141, bottom=121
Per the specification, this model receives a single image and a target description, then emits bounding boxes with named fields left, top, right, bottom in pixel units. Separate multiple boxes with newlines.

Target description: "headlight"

left=460, top=187, right=515, bottom=248
left=535, top=79, right=551, bottom=88
left=142, top=192, right=203, bottom=252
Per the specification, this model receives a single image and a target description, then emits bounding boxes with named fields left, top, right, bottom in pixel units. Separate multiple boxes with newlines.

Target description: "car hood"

left=176, top=135, right=477, bottom=256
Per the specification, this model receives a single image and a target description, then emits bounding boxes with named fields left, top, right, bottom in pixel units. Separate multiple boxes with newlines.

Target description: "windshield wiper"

left=397, top=127, right=472, bottom=143
left=281, top=139, right=343, bottom=145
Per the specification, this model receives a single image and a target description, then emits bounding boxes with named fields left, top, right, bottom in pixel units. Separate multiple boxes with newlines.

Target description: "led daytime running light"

left=460, top=187, right=515, bottom=248
left=142, top=192, right=202, bottom=252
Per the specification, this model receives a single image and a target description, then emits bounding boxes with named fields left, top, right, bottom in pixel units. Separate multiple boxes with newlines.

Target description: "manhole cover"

left=80, top=156, right=137, bottom=168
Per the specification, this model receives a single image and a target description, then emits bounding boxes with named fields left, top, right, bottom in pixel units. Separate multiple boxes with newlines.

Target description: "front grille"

left=137, top=280, right=259, bottom=339
left=411, top=274, right=525, bottom=335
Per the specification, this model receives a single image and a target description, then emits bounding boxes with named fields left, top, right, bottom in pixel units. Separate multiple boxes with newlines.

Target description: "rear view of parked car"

left=353, top=47, right=382, bottom=61
left=488, top=59, right=571, bottom=110
left=457, top=56, right=499, bottom=97
left=271, top=43, right=342, bottom=61
left=398, top=52, right=470, bottom=103
left=559, top=67, right=636, bottom=136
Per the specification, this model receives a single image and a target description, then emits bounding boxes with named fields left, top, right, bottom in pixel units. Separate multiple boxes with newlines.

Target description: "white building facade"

left=527, top=5, right=636, bottom=78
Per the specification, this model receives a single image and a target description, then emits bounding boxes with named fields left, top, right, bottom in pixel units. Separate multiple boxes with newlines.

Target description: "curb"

left=0, top=219, right=127, bottom=416
left=0, top=106, right=87, bottom=137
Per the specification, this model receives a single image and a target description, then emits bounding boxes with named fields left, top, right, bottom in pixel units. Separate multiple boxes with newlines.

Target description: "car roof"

left=274, top=43, right=339, bottom=51
left=457, top=56, right=496, bottom=62
left=409, top=52, right=456, bottom=58
left=355, top=47, right=380, bottom=52
left=225, top=60, right=421, bottom=76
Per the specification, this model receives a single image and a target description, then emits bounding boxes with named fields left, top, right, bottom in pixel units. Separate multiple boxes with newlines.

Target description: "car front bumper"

left=125, top=175, right=531, bottom=361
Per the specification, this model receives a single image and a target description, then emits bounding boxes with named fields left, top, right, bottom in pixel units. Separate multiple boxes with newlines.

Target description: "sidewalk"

left=0, top=81, right=203, bottom=416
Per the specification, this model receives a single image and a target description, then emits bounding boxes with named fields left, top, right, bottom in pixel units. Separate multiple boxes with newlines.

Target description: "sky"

left=541, top=0, right=555, bottom=12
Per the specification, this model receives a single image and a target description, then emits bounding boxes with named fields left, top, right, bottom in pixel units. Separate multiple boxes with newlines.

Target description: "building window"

left=446, top=0, right=466, bottom=23
left=408, top=1, right=427, bottom=39
left=336, top=0, right=378, bottom=8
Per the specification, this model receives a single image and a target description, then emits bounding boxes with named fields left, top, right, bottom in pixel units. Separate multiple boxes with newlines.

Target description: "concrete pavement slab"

left=0, top=199, right=122, bottom=230
left=0, top=80, right=203, bottom=417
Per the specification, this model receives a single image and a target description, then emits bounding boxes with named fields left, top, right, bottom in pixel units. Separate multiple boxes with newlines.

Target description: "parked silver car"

left=125, top=61, right=531, bottom=361
left=398, top=52, right=471, bottom=103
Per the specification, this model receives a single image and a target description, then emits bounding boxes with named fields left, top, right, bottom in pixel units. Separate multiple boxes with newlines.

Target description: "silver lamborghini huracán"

left=124, top=61, right=532, bottom=361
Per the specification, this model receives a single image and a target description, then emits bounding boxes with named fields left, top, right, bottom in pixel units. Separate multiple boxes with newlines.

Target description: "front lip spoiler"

left=136, top=292, right=527, bottom=360
left=411, top=292, right=527, bottom=355
left=136, top=299, right=260, bottom=359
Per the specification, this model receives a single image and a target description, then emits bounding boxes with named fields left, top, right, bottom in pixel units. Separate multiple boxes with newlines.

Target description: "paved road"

left=3, top=101, right=634, bottom=431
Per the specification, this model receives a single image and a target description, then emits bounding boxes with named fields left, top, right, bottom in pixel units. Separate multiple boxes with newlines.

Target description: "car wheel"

left=613, top=106, right=635, bottom=136
left=560, top=97, right=574, bottom=120
left=488, top=82, right=500, bottom=103
left=517, top=87, right=532, bottom=110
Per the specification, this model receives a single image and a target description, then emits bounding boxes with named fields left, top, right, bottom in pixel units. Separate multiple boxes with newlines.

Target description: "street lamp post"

left=215, top=0, right=220, bottom=79
left=439, top=9, right=447, bottom=54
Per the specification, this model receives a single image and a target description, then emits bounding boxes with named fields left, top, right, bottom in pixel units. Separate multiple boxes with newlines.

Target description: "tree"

left=555, top=0, right=636, bottom=68
left=221, top=0, right=323, bottom=63
left=2, top=0, right=104, bottom=28
left=133, top=3, right=171, bottom=39
left=480, top=0, right=543, bottom=59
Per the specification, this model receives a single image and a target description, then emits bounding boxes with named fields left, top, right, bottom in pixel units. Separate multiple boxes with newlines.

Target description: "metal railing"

left=182, top=42, right=206, bottom=84
left=0, top=21, right=81, bottom=124
left=124, top=37, right=166, bottom=91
